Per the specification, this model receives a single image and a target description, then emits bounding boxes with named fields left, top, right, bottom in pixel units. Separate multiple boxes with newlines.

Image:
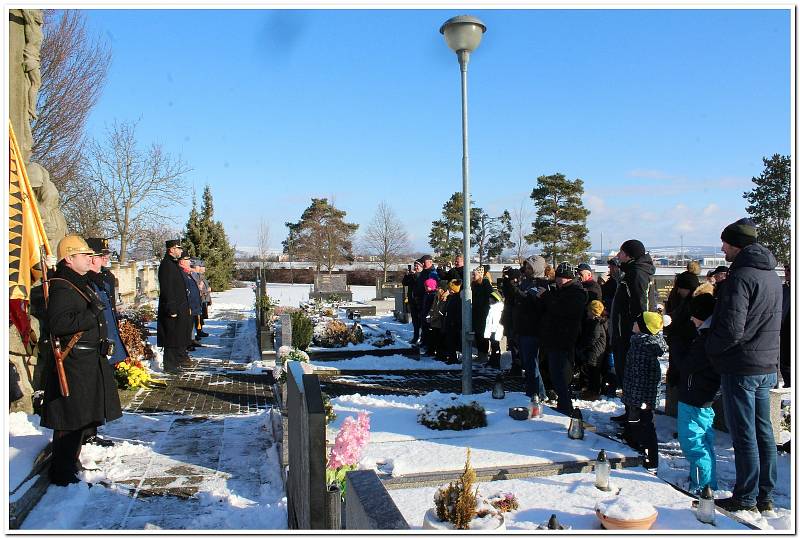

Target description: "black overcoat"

left=40, top=264, right=122, bottom=431
left=157, top=254, right=192, bottom=348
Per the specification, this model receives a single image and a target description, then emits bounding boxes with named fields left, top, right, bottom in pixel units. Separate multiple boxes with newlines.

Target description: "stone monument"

left=310, top=272, right=353, bottom=302
left=9, top=9, right=68, bottom=412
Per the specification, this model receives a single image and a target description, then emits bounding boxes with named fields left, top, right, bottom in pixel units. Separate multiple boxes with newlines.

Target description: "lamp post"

left=439, top=14, right=486, bottom=395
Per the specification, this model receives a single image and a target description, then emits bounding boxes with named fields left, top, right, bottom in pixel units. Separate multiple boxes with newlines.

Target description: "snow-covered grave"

left=389, top=468, right=750, bottom=530
left=329, top=390, right=640, bottom=482
left=311, top=354, right=460, bottom=372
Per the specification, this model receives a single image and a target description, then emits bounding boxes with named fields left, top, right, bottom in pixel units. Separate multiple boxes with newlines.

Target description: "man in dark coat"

left=706, top=219, right=782, bottom=514
left=402, top=260, right=422, bottom=343
left=610, top=239, right=656, bottom=421
left=86, top=237, right=118, bottom=310
left=157, top=239, right=192, bottom=373
left=470, top=267, right=494, bottom=363
left=447, top=254, right=465, bottom=281
left=180, top=254, right=204, bottom=351
left=664, top=270, right=701, bottom=389
left=577, top=263, right=602, bottom=303
left=601, top=258, right=620, bottom=309
left=508, top=255, right=551, bottom=399
left=40, top=235, right=123, bottom=486
left=538, top=262, right=588, bottom=414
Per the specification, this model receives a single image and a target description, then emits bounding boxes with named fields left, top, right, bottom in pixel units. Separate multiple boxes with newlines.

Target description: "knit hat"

left=554, top=262, right=576, bottom=279
left=674, top=271, right=700, bottom=291
left=711, top=265, right=729, bottom=277
left=636, top=311, right=664, bottom=335
left=424, top=278, right=438, bottom=292
left=577, top=263, right=592, bottom=273
left=588, top=299, right=605, bottom=318
left=690, top=293, right=716, bottom=321
left=619, top=239, right=646, bottom=260
left=448, top=279, right=462, bottom=293
left=524, top=255, right=547, bottom=278
left=721, top=218, right=758, bottom=248
left=506, top=268, right=521, bottom=280
left=420, top=254, right=433, bottom=262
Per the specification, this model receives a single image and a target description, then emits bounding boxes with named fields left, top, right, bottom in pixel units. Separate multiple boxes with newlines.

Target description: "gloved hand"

left=45, top=255, right=58, bottom=268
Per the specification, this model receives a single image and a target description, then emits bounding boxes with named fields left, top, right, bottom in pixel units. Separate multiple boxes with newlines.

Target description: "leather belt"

left=72, top=344, right=97, bottom=351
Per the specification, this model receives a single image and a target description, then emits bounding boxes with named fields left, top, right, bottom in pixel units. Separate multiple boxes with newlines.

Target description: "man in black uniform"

left=40, top=235, right=123, bottom=486
left=86, top=237, right=118, bottom=309
left=157, top=239, right=192, bottom=373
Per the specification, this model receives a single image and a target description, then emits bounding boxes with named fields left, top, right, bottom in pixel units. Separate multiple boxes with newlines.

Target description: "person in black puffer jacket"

left=675, top=292, right=720, bottom=494
left=538, top=262, right=587, bottom=413
left=705, top=219, right=782, bottom=513
left=664, top=270, right=700, bottom=388
left=610, top=239, right=656, bottom=421
left=576, top=300, right=608, bottom=400
left=443, top=280, right=463, bottom=364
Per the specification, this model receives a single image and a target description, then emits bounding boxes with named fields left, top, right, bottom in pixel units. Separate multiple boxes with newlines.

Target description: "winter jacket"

left=471, top=277, right=493, bottom=337
left=677, top=324, right=720, bottom=408
left=184, top=270, right=203, bottom=317
left=509, top=276, right=550, bottom=337
left=484, top=301, right=505, bottom=341
left=100, top=267, right=118, bottom=311
left=191, top=271, right=212, bottom=304
left=622, top=331, right=667, bottom=409
left=577, top=316, right=608, bottom=368
left=427, top=290, right=449, bottom=330
left=601, top=276, right=618, bottom=309
left=705, top=243, right=782, bottom=375
left=419, top=290, right=437, bottom=324
left=413, top=268, right=439, bottom=310
left=539, top=279, right=588, bottom=352
left=157, top=254, right=192, bottom=348
left=664, top=290, right=697, bottom=347
left=610, top=254, right=656, bottom=347
left=582, top=278, right=602, bottom=303
left=780, top=283, right=790, bottom=376
left=40, top=264, right=123, bottom=431
left=88, top=271, right=128, bottom=364
left=402, top=271, right=418, bottom=310
left=444, top=292, right=462, bottom=333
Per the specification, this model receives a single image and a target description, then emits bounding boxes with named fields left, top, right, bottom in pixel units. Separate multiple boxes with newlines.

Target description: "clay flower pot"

left=422, top=508, right=506, bottom=531
left=595, top=508, right=658, bottom=530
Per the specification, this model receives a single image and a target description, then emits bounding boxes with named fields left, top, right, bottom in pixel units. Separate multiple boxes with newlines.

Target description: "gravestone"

left=310, top=273, right=353, bottom=301
left=280, top=314, right=292, bottom=356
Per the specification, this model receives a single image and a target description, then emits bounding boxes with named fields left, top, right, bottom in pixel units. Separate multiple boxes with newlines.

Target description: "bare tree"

left=60, top=174, right=108, bottom=238
left=363, top=201, right=410, bottom=283
left=129, top=224, right=180, bottom=260
left=512, top=200, right=534, bottom=263
left=84, top=119, right=190, bottom=263
left=256, top=218, right=271, bottom=263
left=32, top=10, right=111, bottom=194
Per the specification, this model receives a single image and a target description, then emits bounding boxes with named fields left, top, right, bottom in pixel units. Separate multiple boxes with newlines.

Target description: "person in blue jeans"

left=706, top=219, right=783, bottom=514
left=674, top=292, right=720, bottom=493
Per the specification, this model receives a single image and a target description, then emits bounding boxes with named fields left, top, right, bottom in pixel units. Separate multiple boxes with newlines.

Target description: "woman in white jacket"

left=484, top=291, right=505, bottom=369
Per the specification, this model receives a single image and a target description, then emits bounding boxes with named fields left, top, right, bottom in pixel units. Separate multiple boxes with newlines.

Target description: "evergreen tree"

left=429, top=192, right=477, bottom=263
left=526, top=173, right=591, bottom=266
left=284, top=198, right=358, bottom=274
left=744, top=154, right=791, bottom=265
left=183, top=185, right=235, bottom=290
left=470, top=209, right=514, bottom=265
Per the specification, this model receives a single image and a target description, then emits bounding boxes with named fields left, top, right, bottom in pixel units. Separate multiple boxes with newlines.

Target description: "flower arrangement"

left=114, top=358, right=165, bottom=390
left=419, top=400, right=487, bottom=431
left=487, top=492, right=519, bottom=513
left=313, top=319, right=365, bottom=348
left=275, top=346, right=311, bottom=384
left=326, top=411, right=370, bottom=497
left=370, top=330, right=395, bottom=348
left=321, top=392, right=337, bottom=424
left=117, top=319, right=155, bottom=361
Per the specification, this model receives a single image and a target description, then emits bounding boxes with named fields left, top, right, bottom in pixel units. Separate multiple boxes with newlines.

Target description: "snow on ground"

left=261, top=282, right=376, bottom=307
left=9, top=413, right=50, bottom=500
left=312, top=354, right=459, bottom=371
left=389, top=468, right=750, bottom=530
left=329, top=390, right=638, bottom=478
left=21, top=412, right=287, bottom=530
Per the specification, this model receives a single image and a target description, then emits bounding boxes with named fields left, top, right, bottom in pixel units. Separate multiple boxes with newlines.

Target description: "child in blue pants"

left=675, top=292, right=720, bottom=493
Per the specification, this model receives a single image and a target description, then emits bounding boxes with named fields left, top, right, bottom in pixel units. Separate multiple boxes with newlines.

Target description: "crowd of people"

left=402, top=218, right=789, bottom=515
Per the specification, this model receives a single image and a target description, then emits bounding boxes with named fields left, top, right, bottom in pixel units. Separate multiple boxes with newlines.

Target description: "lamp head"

left=439, top=15, right=486, bottom=53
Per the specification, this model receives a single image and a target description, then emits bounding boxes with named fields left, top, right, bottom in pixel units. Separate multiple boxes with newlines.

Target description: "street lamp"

left=439, top=14, right=486, bottom=395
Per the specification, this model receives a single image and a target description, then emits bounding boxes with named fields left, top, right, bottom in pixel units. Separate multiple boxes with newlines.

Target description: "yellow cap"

left=641, top=311, right=664, bottom=334
left=588, top=300, right=605, bottom=318
left=57, top=234, right=94, bottom=261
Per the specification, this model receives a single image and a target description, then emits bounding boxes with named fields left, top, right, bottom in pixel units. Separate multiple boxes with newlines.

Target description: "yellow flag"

left=9, top=121, right=51, bottom=300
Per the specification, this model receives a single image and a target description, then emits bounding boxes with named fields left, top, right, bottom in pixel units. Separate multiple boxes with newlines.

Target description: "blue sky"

left=80, top=7, right=791, bottom=255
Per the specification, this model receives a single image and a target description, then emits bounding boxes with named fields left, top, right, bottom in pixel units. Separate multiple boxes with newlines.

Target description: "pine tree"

left=429, top=192, right=476, bottom=263
left=284, top=198, right=358, bottom=274
left=183, top=185, right=235, bottom=290
left=526, top=173, right=591, bottom=266
left=471, top=209, right=514, bottom=265
left=744, top=154, right=791, bottom=265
